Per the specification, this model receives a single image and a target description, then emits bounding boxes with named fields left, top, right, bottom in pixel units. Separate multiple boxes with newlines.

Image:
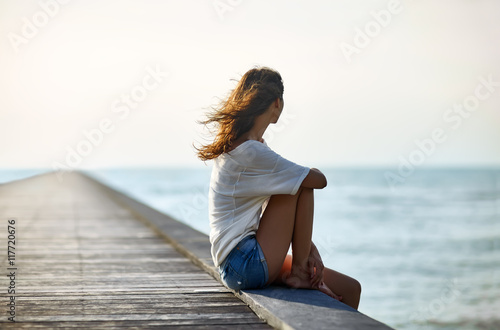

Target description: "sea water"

left=2, top=167, right=499, bottom=329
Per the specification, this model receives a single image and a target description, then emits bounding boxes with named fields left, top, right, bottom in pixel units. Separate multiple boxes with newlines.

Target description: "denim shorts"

left=218, top=235, right=269, bottom=291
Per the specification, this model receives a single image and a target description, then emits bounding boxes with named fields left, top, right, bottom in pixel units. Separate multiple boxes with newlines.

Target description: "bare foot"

left=283, top=265, right=314, bottom=289
left=318, top=281, right=343, bottom=301
left=284, top=266, right=343, bottom=302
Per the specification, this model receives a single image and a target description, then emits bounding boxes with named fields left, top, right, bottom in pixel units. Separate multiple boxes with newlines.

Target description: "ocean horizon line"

left=2, top=164, right=500, bottom=171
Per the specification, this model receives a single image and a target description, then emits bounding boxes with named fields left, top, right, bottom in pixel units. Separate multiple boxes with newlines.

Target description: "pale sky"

left=1, top=0, right=499, bottom=170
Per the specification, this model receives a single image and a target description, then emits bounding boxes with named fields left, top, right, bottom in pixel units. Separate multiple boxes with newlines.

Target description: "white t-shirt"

left=209, top=140, right=310, bottom=267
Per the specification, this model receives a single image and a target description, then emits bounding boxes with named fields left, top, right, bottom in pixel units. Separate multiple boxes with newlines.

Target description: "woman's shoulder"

left=229, top=139, right=268, bottom=153
left=230, top=140, right=280, bottom=168
left=214, top=139, right=275, bottom=168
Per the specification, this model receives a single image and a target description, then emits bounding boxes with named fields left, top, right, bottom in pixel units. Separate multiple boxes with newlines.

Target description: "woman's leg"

left=256, top=187, right=315, bottom=285
left=323, top=267, right=361, bottom=310
left=276, top=255, right=362, bottom=310
left=256, top=187, right=361, bottom=309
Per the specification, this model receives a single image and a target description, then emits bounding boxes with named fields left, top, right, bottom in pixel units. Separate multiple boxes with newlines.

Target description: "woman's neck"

left=231, top=105, right=275, bottom=149
left=230, top=121, right=269, bottom=150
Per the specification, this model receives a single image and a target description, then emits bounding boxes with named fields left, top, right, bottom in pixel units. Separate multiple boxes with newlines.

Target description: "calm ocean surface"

left=2, top=168, right=499, bottom=329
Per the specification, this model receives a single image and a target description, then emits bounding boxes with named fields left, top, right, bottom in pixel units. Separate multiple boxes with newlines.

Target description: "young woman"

left=197, top=67, right=361, bottom=309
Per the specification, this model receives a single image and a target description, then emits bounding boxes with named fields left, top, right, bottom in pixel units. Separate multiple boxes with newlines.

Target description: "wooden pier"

left=0, top=172, right=269, bottom=328
left=0, top=171, right=393, bottom=329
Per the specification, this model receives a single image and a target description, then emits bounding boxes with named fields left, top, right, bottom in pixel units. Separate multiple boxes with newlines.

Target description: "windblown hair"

left=196, top=67, right=284, bottom=161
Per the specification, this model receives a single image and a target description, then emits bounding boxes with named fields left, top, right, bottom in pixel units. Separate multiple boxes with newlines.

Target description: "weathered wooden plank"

left=15, top=300, right=244, bottom=309
left=14, top=292, right=239, bottom=302
left=0, top=320, right=269, bottom=328
left=2, top=312, right=262, bottom=322
left=9, top=304, right=255, bottom=315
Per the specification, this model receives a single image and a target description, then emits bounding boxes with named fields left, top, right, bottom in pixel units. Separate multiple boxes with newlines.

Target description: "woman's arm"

left=301, top=168, right=327, bottom=189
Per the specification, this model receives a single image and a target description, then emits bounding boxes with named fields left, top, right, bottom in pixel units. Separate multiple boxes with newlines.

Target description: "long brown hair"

left=196, top=67, right=284, bottom=161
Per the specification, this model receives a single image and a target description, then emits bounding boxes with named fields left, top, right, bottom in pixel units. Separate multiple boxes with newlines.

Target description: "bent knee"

left=352, top=278, right=362, bottom=297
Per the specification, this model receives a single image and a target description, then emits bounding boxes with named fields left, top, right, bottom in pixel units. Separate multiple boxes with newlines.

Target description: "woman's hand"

left=308, top=242, right=324, bottom=288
